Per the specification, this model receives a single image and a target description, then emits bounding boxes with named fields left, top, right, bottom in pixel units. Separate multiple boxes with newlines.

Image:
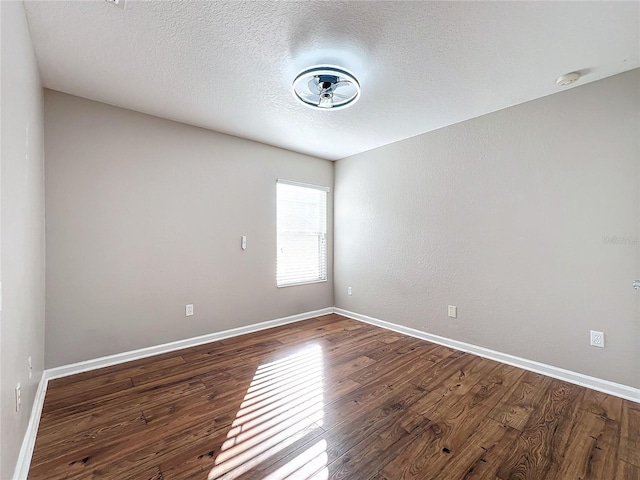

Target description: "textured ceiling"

left=24, top=1, right=640, bottom=160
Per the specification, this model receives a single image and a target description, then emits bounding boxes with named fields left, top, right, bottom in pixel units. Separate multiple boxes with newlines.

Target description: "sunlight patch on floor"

left=208, top=344, right=328, bottom=480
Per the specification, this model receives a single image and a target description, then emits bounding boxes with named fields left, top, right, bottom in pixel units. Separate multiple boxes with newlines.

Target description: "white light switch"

left=448, top=305, right=457, bottom=318
left=15, top=383, right=21, bottom=412
left=241, top=236, right=247, bottom=250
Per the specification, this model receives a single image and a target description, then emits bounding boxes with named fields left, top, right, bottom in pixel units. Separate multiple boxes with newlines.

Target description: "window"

left=277, top=179, right=329, bottom=287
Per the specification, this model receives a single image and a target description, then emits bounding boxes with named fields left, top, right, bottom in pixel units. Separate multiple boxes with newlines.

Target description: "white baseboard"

left=13, top=371, right=50, bottom=480
left=46, top=307, right=335, bottom=380
left=335, top=308, right=640, bottom=403
left=12, top=307, right=334, bottom=479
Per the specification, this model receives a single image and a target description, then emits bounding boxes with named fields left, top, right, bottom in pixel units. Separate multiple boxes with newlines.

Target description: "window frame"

left=276, top=179, right=330, bottom=288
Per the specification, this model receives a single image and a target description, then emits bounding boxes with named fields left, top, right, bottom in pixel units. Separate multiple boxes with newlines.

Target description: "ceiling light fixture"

left=556, top=72, right=581, bottom=87
left=292, top=66, right=360, bottom=110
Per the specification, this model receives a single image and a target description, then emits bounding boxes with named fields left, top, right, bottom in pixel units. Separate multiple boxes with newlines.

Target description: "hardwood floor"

left=29, top=314, right=639, bottom=480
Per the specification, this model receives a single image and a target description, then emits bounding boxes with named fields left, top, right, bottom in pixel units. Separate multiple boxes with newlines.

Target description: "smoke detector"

left=292, top=66, right=360, bottom=110
left=556, top=72, right=581, bottom=87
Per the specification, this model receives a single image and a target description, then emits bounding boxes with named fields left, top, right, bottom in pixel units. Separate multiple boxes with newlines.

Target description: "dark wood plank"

left=41, top=377, right=135, bottom=413
left=382, top=362, right=518, bottom=479
left=326, top=409, right=428, bottom=480
left=46, top=355, right=187, bottom=389
left=495, top=379, right=582, bottom=480
left=582, top=387, right=624, bottom=422
left=554, top=409, right=617, bottom=479
left=432, top=418, right=519, bottom=480
left=487, top=370, right=553, bottom=430
left=617, top=460, right=640, bottom=480
left=620, top=400, right=640, bottom=467
left=410, top=356, right=502, bottom=420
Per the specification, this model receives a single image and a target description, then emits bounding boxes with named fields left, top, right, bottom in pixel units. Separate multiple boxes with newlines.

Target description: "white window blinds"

left=277, top=180, right=329, bottom=287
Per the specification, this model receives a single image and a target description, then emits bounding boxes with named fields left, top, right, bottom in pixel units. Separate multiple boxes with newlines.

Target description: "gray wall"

left=0, top=1, right=46, bottom=478
left=335, top=69, right=640, bottom=388
left=44, top=91, right=334, bottom=368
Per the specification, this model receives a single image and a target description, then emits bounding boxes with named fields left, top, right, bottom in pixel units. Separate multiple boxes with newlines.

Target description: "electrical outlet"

left=590, top=330, right=604, bottom=348
left=186, top=304, right=194, bottom=317
left=28, top=356, right=33, bottom=380
left=448, top=305, right=457, bottom=318
left=347, top=287, right=352, bottom=296
left=15, top=383, right=21, bottom=412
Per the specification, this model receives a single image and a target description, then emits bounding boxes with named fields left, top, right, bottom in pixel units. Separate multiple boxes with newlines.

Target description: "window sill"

left=277, top=279, right=328, bottom=288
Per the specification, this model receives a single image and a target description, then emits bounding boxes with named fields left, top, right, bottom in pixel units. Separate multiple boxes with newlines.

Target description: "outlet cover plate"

left=186, top=304, right=194, bottom=317
left=590, top=330, right=604, bottom=348
left=448, top=305, right=457, bottom=318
